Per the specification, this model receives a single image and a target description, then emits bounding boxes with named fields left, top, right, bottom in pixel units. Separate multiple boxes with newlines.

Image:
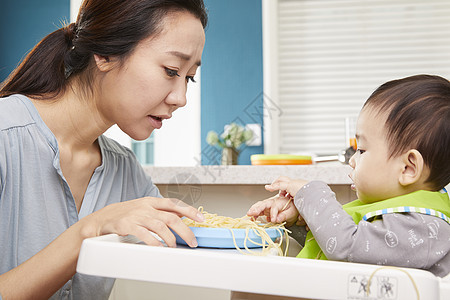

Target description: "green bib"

left=297, top=190, right=450, bottom=260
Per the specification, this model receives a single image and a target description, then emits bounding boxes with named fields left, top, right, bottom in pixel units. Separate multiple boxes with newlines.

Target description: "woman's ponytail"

left=0, top=23, right=77, bottom=98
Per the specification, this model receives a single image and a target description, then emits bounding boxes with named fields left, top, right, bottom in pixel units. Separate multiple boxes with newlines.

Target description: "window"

left=263, top=0, right=450, bottom=155
left=131, top=135, right=154, bottom=165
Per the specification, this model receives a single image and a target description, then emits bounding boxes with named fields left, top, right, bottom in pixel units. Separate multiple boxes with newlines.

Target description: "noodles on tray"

left=183, top=206, right=291, bottom=256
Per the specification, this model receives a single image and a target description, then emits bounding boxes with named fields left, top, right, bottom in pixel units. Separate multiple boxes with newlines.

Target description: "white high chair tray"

left=77, top=234, right=450, bottom=300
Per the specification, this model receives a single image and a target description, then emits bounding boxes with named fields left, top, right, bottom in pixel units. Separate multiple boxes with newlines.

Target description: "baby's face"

left=348, top=107, right=406, bottom=203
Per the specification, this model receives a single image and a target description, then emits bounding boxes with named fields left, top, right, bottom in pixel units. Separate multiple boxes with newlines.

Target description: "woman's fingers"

left=128, top=225, right=165, bottom=247
left=137, top=200, right=199, bottom=248
left=149, top=198, right=205, bottom=223
left=142, top=211, right=197, bottom=248
left=92, top=197, right=202, bottom=248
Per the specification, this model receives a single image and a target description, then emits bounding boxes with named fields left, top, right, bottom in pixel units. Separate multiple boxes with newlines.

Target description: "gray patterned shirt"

left=294, top=181, right=450, bottom=277
left=0, top=94, right=161, bottom=299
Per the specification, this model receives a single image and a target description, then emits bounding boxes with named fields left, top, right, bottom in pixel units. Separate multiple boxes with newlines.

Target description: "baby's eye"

left=356, top=149, right=366, bottom=155
left=186, top=76, right=196, bottom=83
left=165, top=68, right=180, bottom=78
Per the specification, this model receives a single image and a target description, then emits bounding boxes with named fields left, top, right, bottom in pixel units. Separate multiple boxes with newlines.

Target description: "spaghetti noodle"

left=183, top=206, right=291, bottom=256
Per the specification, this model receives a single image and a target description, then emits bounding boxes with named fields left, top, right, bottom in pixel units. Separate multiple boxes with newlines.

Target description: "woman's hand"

left=264, top=176, right=308, bottom=199
left=247, top=194, right=299, bottom=227
left=80, top=197, right=204, bottom=248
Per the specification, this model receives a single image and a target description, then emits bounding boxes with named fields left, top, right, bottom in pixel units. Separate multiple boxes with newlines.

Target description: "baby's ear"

left=399, top=149, right=424, bottom=186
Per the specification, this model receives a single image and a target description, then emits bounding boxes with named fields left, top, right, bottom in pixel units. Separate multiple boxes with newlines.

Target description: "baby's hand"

left=265, top=176, right=308, bottom=199
left=247, top=194, right=299, bottom=226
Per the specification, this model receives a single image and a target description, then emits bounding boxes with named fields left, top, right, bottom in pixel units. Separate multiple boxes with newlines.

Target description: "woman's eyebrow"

left=166, top=51, right=201, bottom=66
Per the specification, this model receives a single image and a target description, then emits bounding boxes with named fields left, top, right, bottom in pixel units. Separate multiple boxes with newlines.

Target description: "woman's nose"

left=166, top=82, right=187, bottom=108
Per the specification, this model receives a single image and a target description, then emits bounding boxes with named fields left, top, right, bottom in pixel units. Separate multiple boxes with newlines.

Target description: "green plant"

left=206, top=123, right=253, bottom=150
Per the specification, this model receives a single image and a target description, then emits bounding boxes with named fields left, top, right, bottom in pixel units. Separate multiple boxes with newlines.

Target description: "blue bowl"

left=174, top=226, right=281, bottom=248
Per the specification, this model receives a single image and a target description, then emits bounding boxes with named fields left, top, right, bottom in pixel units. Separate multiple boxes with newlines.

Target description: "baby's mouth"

left=348, top=174, right=356, bottom=191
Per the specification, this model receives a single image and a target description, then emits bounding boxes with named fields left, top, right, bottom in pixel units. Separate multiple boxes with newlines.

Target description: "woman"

left=0, top=0, right=207, bottom=299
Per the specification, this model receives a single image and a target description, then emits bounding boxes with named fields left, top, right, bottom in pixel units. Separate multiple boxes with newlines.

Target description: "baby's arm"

left=296, top=181, right=450, bottom=270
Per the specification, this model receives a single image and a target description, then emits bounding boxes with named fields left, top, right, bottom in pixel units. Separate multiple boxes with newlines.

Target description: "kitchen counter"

left=143, top=163, right=356, bottom=218
left=143, top=163, right=353, bottom=185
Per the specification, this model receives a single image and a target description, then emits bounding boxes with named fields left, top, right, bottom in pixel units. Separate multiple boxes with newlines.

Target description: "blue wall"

left=0, top=0, right=264, bottom=166
left=0, top=0, right=70, bottom=82
left=201, top=0, right=264, bottom=165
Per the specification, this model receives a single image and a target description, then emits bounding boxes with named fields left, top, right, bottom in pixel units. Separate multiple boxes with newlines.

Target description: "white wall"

left=70, top=0, right=202, bottom=166
left=153, top=69, right=201, bottom=166
left=70, top=0, right=82, bottom=22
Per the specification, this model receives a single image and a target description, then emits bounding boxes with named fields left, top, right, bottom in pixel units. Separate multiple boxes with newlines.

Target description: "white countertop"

left=143, top=163, right=353, bottom=185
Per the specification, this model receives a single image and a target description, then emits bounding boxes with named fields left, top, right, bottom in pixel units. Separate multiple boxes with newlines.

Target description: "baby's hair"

left=363, top=75, right=450, bottom=190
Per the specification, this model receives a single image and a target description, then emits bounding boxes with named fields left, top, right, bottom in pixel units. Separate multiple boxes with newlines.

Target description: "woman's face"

left=348, top=107, right=405, bottom=203
left=95, top=11, right=205, bottom=140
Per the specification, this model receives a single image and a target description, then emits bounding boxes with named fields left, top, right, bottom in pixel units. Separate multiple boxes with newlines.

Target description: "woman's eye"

left=356, top=149, right=366, bottom=155
left=165, top=68, right=180, bottom=78
left=186, top=76, right=196, bottom=83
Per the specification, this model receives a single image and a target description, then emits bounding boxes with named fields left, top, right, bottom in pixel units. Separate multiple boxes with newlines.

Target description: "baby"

left=247, top=74, right=450, bottom=277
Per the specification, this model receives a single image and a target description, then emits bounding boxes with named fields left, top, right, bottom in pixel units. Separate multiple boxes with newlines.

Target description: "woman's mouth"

left=148, top=115, right=163, bottom=129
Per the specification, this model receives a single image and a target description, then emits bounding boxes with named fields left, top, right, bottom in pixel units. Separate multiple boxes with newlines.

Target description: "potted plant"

left=206, top=123, right=253, bottom=165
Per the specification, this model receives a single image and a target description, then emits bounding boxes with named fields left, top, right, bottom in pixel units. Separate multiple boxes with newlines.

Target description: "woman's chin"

left=127, top=129, right=154, bottom=141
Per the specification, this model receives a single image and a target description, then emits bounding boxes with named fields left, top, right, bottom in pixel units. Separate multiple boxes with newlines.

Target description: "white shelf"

left=77, top=234, right=450, bottom=300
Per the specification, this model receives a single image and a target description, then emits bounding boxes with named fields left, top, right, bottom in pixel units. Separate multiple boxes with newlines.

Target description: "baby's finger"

left=247, top=198, right=276, bottom=217
left=276, top=211, right=288, bottom=223
left=296, top=216, right=307, bottom=227
left=270, top=205, right=280, bottom=223
left=264, top=184, right=278, bottom=192
left=247, top=204, right=263, bottom=217
left=265, top=181, right=289, bottom=193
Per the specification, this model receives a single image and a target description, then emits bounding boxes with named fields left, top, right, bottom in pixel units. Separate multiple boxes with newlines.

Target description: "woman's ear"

left=399, top=149, right=425, bottom=186
left=93, top=54, right=113, bottom=72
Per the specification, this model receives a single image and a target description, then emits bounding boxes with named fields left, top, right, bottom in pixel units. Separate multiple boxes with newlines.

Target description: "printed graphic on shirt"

left=384, top=231, right=399, bottom=248
left=319, top=197, right=328, bottom=206
left=313, top=208, right=319, bottom=217
left=418, top=214, right=426, bottom=223
left=364, top=240, right=370, bottom=253
left=326, top=236, right=337, bottom=254
left=332, top=212, right=340, bottom=227
left=408, top=229, right=424, bottom=248
left=427, top=221, right=439, bottom=239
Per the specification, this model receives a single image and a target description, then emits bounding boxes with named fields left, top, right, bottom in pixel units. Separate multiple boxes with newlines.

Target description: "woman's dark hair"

left=0, top=0, right=207, bottom=98
left=363, top=74, right=450, bottom=190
